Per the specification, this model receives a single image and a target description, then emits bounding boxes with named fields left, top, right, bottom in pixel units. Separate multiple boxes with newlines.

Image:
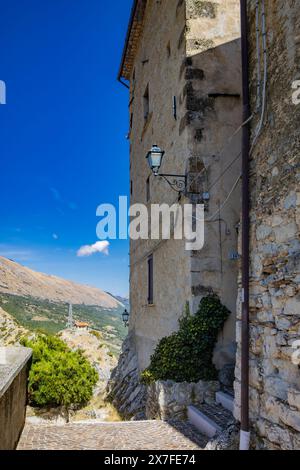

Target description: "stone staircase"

left=188, top=391, right=234, bottom=439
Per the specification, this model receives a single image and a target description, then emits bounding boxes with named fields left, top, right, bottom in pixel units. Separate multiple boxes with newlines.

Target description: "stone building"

left=109, top=0, right=242, bottom=417
left=110, top=0, right=300, bottom=450
left=233, top=0, right=300, bottom=450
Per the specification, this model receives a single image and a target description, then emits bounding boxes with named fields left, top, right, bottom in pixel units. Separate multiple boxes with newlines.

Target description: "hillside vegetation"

left=0, top=256, right=127, bottom=422
left=22, top=335, right=98, bottom=408
left=0, top=292, right=126, bottom=349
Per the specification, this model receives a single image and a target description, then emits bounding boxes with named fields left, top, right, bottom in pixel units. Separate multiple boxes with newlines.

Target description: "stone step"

left=215, top=391, right=234, bottom=413
left=187, top=403, right=233, bottom=438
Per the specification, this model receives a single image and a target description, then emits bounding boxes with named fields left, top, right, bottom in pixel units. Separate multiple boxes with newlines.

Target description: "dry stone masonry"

left=146, top=380, right=220, bottom=421
left=234, top=0, right=300, bottom=450
left=107, top=333, right=146, bottom=420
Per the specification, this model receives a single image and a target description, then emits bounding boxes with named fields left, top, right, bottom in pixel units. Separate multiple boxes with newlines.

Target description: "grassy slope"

left=0, top=292, right=127, bottom=348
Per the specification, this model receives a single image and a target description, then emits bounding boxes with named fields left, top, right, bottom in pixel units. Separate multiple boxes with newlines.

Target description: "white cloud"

left=77, top=241, right=110, bottom=257
left=52, top=233, right=59, bottom=240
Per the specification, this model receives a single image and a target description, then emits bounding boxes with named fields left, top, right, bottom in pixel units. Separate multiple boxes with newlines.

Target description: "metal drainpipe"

left=240, top=0, right=251, bottom=451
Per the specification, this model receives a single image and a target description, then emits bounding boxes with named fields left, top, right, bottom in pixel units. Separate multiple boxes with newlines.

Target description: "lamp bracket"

left=159, top=173, right=187, bottom=194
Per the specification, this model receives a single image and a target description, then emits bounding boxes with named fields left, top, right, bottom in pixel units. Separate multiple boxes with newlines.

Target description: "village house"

left=109, top=0, right=242, bottom=421
left=74, top=321, right=90, bottom=330
left=109, top=0, right=300, bottom=450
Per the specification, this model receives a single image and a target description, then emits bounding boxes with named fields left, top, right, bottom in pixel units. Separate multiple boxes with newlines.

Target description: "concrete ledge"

left=216, top=391, right=234, bottom=413
left=188, top=405, right=221, bottom=438
left=0, top=347, right=32, bottom=398
left=0, top=347, right=32, bottom=450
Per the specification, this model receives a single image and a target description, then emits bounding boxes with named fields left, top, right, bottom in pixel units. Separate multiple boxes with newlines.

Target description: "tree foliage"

left=21, top=335, right=98, bottom=407
left=141, top=295, right=230, bottom=384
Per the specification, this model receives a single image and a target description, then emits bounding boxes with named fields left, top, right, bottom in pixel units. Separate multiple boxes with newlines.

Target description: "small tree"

left=22, top=335, right=98, bottom=409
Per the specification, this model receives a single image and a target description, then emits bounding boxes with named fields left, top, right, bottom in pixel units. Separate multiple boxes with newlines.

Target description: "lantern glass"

left=122, top=309, right=129, bottom=324
left=146, top=145, right=164, bottom=175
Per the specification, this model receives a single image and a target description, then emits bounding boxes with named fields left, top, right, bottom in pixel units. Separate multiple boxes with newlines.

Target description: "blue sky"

left=0, top=0, right=132, bottom=297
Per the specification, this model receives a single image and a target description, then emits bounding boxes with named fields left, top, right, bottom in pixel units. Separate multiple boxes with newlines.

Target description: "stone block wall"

left=184, top=0, right=242, bottom=369
left=234, top=0, right=300, bottom=450
left=146, top=379, right=220, bottom=421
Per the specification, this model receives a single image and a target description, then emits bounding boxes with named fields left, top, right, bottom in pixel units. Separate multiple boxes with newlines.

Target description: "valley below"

left=0, top=255, right=128, bottom=424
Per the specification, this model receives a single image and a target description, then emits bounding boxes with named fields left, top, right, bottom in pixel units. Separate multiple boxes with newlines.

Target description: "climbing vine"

left=141, top=295, right=230, bottom=384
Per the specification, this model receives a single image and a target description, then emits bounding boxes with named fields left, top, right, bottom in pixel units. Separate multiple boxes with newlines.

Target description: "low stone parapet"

left=0, top=347, right=32, bottom=450
left=146, top=380, right=220, bottom=421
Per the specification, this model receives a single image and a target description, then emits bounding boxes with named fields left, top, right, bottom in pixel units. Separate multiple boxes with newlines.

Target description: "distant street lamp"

left=146, top=144, right=187, bottom=194
left=122, top=309, right=130, bottom=327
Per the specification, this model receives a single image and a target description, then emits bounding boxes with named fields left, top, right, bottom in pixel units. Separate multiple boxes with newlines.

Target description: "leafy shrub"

left=141, top=295, right=230, bottom=384
left=21, top=335, right=98, bottom=407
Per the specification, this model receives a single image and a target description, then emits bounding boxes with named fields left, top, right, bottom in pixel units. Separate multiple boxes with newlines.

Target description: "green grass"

left=0, top=292, right=127, bottom=346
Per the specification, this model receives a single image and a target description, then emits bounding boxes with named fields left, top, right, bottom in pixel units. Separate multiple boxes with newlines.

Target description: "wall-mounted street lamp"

left=122, top=309, right=130, bottom=327
left=146, top=145, right=187, bottom=194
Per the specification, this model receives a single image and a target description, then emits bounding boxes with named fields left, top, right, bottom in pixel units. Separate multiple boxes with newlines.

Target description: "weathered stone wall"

left=234, top=0, right=300, bottom=450
left=128, top=0, right=242, bottom=375
left=0, top=347, right=32, bottom=450
left=184, top=0, right=242, bottom=369
left=146, top=379, right=220, bottom=421
left=111, top=0, right=242, bottom=418
left=106, top=333, right=146, bottom=420
left=128, top=0, right=191, bottom=373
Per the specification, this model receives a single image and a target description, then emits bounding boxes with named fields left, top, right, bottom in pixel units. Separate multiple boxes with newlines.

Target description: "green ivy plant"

left=21, top=335, right=98, bottom=408
left=140, top=295, right=230, bottom=385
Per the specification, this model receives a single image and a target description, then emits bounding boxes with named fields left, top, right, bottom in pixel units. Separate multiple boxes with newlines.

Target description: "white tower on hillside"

left=66, top=303, right=74, bottom=329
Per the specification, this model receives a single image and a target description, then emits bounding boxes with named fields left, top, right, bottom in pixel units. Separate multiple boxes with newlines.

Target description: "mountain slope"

left=0, top=256, right=121, bottom=308
left=0, top=306, right=28, bottom=346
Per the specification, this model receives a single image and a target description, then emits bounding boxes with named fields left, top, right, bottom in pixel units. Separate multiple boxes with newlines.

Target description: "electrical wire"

left=131, top=5, right=267, bottom=250
left=191, top=173, right=242, bottom=225
left=251, top=0, right=267, bottom=154
left=207, top=174, right=242, bottom=222
left=255, top=0, right=261, bottom=110
left=187, top=114, right=252, bottom=193
left=200, top=2, right=267, bottom=225
left=207, top=151, right=242, bottom=193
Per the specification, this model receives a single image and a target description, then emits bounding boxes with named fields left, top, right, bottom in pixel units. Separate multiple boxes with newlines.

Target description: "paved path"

left=17, top=420, right=207, bottom=450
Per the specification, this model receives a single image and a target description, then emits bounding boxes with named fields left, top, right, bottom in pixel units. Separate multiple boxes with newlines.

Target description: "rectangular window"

left=146, top=176, right=150, bottom=202
left=167, top=41, right=171, bottom=58
left=147, top=254, right=154, bottom=305
left=143, top=84, right=149, bottom=121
